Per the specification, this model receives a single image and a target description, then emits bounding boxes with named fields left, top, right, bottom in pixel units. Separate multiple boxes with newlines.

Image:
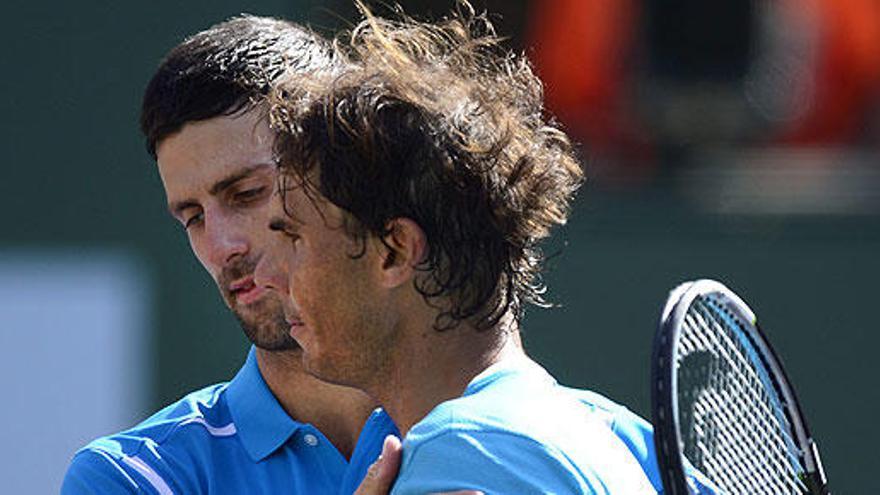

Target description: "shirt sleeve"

left=61, top=447, right=182, bottom=495
left=607, top=407, right=663, bottom=492
left=605, top=408, right=722, bottom=494
left=568, top=389, right=718, bottom=495
left=61, top=450, right=140, bottom=495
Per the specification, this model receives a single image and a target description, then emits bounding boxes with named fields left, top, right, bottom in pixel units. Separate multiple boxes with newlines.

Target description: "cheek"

left=285, top=259, right=322, bottom=318
left=240, top=208, right=273, bottom=244
left=294, top=263, right=354, bottom=323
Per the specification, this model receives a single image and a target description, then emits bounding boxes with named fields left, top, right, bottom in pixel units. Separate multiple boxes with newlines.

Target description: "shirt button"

left=303, top=434, right=319, bottom=447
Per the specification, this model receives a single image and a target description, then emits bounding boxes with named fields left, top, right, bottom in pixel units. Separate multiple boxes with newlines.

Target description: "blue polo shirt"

left=61, top=347, right=398, bottom=495
left=391, top=356, right=658, bottom=494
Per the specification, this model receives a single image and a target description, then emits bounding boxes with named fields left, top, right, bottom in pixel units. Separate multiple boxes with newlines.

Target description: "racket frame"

left=651, top=279, right=828, bottom=495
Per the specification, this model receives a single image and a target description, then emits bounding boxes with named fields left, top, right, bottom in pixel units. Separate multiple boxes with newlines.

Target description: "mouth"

left=285, top=314, right=305, bottom=338
left=228, top=277, right=265, bottom=305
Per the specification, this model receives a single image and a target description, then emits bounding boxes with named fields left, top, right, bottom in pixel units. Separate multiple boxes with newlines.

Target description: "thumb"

left=354, top=435, right=403, bottom=495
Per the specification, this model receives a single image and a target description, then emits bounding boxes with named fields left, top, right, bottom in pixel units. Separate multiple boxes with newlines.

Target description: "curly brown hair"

left=269, top=1, right=584, bottom=330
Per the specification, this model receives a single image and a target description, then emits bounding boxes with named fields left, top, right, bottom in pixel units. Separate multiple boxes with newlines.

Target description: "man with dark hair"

left=256, top=4, right=661, bottom=493
left=61, top=15, right=399, bottom=494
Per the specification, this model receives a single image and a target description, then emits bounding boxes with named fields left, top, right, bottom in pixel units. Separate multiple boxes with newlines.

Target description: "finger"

left=354, top=435, right=403, bottom=495
left=377, top=435, right=402, bottom=480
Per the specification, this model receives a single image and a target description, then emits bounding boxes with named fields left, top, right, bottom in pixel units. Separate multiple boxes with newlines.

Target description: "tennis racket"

left=651, top=279, right=829, bottom=495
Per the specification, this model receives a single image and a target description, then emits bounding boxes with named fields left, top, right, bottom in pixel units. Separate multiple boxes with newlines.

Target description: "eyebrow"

left=168, top=163, right=274, bottom=217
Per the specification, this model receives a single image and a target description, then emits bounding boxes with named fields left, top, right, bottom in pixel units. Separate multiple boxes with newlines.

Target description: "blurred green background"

left=2, top=0, right=877, bottom=492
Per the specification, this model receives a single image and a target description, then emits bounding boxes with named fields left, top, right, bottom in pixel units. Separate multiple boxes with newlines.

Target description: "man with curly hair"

left=256, top=3, right=663, bottom=493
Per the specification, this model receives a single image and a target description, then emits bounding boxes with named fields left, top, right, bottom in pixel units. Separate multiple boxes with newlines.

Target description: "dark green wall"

left=525, top=190, right=879, bottom=494
left=2, top=1, right=874, bottom=492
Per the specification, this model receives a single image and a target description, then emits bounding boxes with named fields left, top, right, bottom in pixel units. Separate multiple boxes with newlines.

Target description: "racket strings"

left=683, top=303, right=805, bottom=493
left=698, top=303, right=804, bottom=471
left=676, top=298, right=808, bottom=494
left=680, top=325, right=789, bottom=493
left=689, top=306, right=800, bottom=459
left=684, top=305, right=804, bottom=492
left=685, top=336, right=796, bottom=492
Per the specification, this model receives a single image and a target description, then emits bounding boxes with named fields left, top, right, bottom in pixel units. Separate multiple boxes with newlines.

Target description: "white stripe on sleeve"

left=121, top=455, right=174, bottom=495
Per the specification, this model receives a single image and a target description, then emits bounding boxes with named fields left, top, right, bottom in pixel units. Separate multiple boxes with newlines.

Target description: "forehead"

left=156, top=111, right=276, bottom=197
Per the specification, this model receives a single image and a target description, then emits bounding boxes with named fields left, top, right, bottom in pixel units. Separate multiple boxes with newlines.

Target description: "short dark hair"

left=140, top=14, right=337, bottom=158
left=270, top=2, right=584, bottom=330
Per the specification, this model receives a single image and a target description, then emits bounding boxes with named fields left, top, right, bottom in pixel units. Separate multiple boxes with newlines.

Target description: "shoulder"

left=62, top=448, right=142, bottom=494
left=395, top=378, right=656, bottom=495
left=560, top=387, right=656, bottom=459
left=395, top=425, right=586, bottom=495
left=558, top=386, right=663, bottom=492
left=406, top=367, right=639, bottom=447
left=62, top=382, right=233, bottom=495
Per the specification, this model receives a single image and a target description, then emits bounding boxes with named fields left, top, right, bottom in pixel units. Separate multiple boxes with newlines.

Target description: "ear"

left=375, top=217, right=427, bottom=288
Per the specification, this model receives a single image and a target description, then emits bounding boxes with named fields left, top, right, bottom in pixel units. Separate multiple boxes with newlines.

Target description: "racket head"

left=651, top=279, right=828, bottom=495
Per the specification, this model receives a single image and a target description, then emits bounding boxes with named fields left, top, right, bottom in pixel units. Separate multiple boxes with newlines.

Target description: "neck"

left=369, top=317, right=524, bottom=436
left=255, top=347, right=377, bottom=459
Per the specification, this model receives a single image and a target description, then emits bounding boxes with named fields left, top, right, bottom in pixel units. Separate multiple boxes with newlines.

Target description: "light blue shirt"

left=61, top=347, right=398, bottom=495
left=561, top=388, right=719, bottom=495
left=392, top=356, right=658, bottom=494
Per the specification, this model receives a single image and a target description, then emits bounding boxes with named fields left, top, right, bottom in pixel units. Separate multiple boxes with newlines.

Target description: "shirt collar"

left=226, top=346, right=304, bottom=461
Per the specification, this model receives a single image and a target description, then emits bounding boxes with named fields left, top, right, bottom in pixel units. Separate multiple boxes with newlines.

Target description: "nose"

left=204, top=212, right=249, bottom=267
left=253, top=234, right=288, bottom=295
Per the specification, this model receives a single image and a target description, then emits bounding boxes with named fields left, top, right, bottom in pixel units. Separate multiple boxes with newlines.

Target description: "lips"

left=285, top=313, right=305, bottom=338
left=285, top=314, right=303, bottom=325
left=229, top=277, right=265, bottom=305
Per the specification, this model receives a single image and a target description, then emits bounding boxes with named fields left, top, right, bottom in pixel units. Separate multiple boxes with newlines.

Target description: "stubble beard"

left=218, top=257, right=299, bottom=352
left=302, top=310, right=398, bottom=391
left=232, top=294, right=299, bottom=351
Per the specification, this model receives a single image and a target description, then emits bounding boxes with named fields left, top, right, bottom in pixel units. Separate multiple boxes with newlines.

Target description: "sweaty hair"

left=270, top=1, right=584, bottom=330
left=140, top=14, right=338, bottom=158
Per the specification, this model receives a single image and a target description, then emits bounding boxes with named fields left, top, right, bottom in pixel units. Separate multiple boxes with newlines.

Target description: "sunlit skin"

left=254, top=183, right=402, bottom=386
left=157, top=109, right=292, bottom=351
left=155, top=109, right=375, bottom=458
left=255, top=181, right=522, bottom=436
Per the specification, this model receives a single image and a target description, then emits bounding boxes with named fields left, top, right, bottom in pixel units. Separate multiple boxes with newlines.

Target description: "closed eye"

left=183, top=211, right=204, bottom=229
left=269, top=218, right=299, bottom=241
left=233, top=186, right=269, bottom=204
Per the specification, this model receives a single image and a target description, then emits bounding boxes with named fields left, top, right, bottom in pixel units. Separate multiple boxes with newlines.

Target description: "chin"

left=238, top=318, right=299, bottom=351
left=253, top=339, right=301, bottom=352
